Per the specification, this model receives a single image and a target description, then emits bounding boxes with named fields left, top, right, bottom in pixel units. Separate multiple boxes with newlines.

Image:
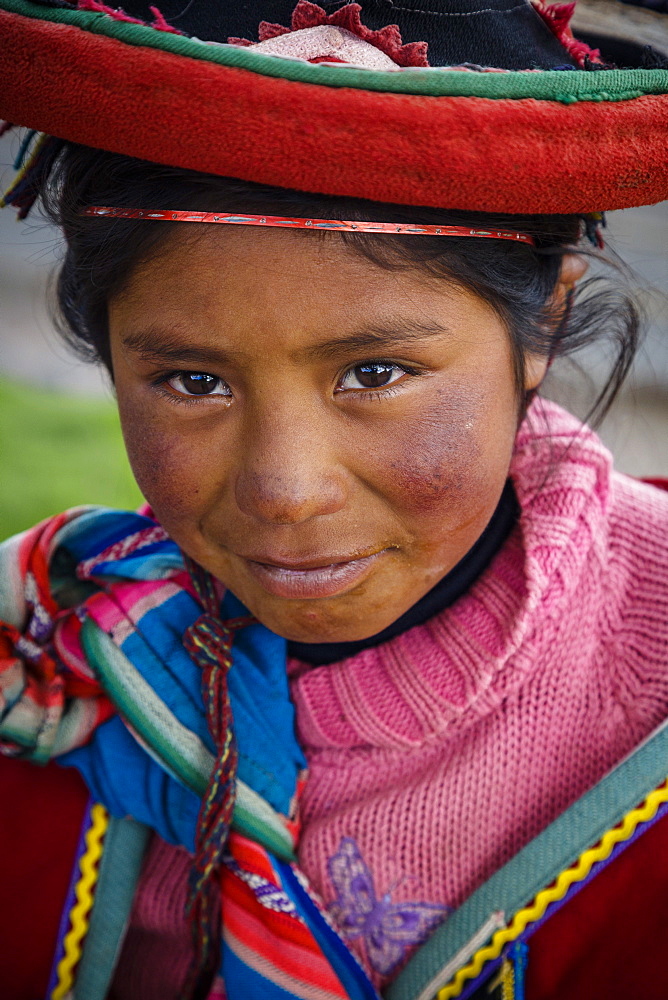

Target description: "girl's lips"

left=243, top=551, right=384, bottom=599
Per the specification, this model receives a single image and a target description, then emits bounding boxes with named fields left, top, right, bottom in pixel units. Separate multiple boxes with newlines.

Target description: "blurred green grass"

left=0, top=377, right=142, bottom=538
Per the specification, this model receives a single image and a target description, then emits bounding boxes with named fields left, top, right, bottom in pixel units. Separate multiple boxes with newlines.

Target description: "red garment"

left=527, top=810, right=668, bottom=999
left=0, top=758, right=90, bottom=999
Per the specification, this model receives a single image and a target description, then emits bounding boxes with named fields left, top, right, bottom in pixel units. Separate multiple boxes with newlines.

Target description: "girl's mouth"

left=242, top=551, right=385, bottom=599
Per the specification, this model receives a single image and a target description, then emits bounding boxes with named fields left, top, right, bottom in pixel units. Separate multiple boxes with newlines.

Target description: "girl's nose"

left=233, top=409, right=349, bottom=525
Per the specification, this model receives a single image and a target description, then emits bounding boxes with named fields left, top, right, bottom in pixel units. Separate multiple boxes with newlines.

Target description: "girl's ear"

left=559, top=252, right=588, bottom=290
left=524, top=351, right=550, bottom=392
left=524, top=254, right=588, bottom=393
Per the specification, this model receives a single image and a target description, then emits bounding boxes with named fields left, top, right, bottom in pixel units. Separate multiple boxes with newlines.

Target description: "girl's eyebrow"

left=120, top=328, right=243, bottom=368
left=302, top=320, right=453, bottom=360
left=120, top=319, right=452, bottom=366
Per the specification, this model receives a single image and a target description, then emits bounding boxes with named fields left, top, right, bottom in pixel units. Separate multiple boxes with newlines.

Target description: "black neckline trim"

left=287, top=479, right=519, bottom=667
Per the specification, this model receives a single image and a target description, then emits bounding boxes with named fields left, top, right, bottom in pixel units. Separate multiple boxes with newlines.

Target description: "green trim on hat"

left=3, top=0, right=668, bottom=104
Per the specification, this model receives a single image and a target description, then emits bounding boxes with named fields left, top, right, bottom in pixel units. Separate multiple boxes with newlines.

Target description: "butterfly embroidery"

left=327, top=837, right=449, bottom=976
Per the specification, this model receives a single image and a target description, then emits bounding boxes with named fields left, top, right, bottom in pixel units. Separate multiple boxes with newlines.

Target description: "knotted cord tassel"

left=181, top=556, right=255, bottom=999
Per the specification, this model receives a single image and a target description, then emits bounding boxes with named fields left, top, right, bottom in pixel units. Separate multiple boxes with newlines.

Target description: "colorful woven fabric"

left=0, top=506, right=378, bottom=999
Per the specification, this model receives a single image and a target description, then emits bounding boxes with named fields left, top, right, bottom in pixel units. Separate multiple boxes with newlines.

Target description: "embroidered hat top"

left=0, top=0, right=667, bottom=212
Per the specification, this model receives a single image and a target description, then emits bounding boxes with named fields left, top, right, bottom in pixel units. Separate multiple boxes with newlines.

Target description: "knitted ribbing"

left=111, top=401, right=668, bottom=996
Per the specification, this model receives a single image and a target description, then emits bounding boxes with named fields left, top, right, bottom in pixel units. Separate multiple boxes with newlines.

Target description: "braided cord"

left=181, top=555, right=255, bottom=999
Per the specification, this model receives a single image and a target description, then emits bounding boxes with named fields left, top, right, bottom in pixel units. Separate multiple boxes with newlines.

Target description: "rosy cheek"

left=381, top=393, right=487, bottom=518
left=388, top=430, right=476, bottom=516
left=119, top=408, right=205, bottom=526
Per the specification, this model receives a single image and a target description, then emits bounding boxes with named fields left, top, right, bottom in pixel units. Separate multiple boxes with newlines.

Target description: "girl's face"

left=109, top=226, right=545, bottom=642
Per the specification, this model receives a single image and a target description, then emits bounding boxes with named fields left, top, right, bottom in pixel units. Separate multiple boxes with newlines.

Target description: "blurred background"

left=0, top=130, right=143, bottom=538
left=1, top=0, right=667, bottom=537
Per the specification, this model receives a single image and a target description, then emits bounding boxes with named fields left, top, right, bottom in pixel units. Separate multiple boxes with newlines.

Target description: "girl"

left=0, top=2, right=667, bottom=999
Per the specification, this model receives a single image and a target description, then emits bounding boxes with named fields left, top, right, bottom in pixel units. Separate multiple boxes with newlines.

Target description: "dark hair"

left=40, top=142, right=641, bottom=423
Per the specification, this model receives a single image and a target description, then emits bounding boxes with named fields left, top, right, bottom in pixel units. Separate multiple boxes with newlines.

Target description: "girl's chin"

left=243, top=590, right=407, bottom=645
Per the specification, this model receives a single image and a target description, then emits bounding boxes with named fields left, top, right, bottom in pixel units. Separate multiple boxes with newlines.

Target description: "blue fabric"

left=117, top=588, right=218, bottom=760
left=59, top=508, right=184, bottom=579
left=221, top=591, right=306, bottom=814
left=278, top=860, right=381, bottom=1000
left=62, top=716, right=201, bottom=850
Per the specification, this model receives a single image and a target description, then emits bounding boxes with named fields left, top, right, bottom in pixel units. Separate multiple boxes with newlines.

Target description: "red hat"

left=0, top=0, right=667, bottom=213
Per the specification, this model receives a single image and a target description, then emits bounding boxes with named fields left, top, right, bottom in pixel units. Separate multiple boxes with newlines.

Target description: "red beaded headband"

left=82, top=207, right=537, bottom=246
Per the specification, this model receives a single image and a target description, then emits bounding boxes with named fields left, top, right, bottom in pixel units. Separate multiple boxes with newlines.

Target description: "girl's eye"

left=166, top=372, right=232, bottom=397
left=339, top=362, right=407, bottom=391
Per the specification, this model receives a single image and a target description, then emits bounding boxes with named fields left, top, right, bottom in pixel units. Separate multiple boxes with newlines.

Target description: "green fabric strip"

left=3, top=0, right=668, bottom=103
left=73, top=816, right=150, bottom=1000
left=386, top=717, right=668, bottom=1000
left=81, top=618, right=215, bottom=796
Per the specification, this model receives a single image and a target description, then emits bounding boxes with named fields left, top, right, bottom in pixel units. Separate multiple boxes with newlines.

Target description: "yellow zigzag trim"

left=51, top=803, right=109, bottom=1000
left=437, top=777, right=668, bottom=1000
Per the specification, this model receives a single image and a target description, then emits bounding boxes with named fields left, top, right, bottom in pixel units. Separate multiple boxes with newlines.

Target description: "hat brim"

left=2, top=0, right=668, bottom=213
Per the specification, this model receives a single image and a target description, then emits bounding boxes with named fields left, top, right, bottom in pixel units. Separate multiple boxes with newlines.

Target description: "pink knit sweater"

left=111, top=401, right=668, bottom=997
